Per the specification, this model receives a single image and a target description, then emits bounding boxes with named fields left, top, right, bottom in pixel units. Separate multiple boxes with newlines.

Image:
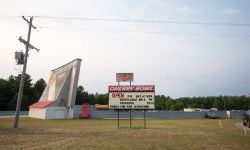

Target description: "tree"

left=32, top=78, right=46, bottom=102
left=213, top=99, right=219, bottom=108
left=95, top=93, right=108, bottom=105
left=7, top=93, right=18, bottom=110
left=15, top=74, right=35, bottom=110
left=0, top=79, right=14, bottom=110
left=75, top=86, right=90, bottom=105
left=171, top=101, right=184, bottom=111
left=165, top=97, right=173, bottom=110
left=155, top=95, right=167, bottom=110
left=0, top=74, right=39, bottom=110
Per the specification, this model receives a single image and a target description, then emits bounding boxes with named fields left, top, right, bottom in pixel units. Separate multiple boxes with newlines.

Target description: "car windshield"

left=209, top=112, right=216, bottom=116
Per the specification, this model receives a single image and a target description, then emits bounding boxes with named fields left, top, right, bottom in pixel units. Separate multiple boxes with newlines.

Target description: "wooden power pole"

left=13, top=16, right=39, bottom=128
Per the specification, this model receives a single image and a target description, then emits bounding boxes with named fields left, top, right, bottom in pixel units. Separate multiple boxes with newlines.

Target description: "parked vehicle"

left=242, top=110, right=250, bottom=128
left=205, top=112, right=219, bottom=119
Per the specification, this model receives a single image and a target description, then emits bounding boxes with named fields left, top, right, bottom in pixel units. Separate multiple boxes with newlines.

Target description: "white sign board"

left=108, top=85, right=155, bottom=110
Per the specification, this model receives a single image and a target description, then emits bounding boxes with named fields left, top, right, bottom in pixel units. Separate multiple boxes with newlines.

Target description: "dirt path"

left=235, top=122, right=250, bottom=131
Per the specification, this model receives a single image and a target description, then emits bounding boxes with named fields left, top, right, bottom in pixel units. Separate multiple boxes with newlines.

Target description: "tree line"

left=1, top=74, right=250, bottom=111
left=154, top=95, right=250, bottom=111
left=0, top=74, right=109, bottom=111
left=0, top=74, right=46, bottom=111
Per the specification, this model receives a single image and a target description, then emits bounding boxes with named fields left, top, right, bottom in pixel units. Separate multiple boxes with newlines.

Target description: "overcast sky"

left=0, top=0, right=250, bottom=98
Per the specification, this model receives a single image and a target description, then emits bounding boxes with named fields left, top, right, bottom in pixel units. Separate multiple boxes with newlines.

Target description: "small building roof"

left=29, top=101, right=54, bottom=108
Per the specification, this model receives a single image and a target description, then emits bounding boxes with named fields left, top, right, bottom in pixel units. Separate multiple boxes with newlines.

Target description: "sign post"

left=117, top=110, right=120, bottom=127
left=115, top=73, right=134, bottom=128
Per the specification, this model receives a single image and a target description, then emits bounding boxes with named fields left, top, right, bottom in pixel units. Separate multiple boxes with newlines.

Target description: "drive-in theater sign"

left=109, top=85, right=155, bottom=110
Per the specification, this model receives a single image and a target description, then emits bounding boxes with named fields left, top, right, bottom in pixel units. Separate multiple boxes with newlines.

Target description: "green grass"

left=0, top=117, right=249, bottom=150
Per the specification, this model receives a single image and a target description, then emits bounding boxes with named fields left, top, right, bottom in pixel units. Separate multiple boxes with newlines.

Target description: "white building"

left=184, top=107, right=202, bottom=112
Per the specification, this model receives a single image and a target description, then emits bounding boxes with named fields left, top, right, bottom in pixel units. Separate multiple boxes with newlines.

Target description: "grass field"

left=0, top=117, right=249, bottom=150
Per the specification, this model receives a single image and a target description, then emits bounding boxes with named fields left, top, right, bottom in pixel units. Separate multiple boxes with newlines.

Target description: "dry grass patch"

left=0, top=118, right=249, bottom=150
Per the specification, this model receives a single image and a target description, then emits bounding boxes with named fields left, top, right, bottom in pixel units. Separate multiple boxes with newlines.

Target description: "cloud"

left=176, top=5, right=195, bottom=14
left=221, top=7, right=238, bottom=15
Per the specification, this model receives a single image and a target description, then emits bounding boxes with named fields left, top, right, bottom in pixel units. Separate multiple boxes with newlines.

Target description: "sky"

left=0, top=0, right=250, bottom=98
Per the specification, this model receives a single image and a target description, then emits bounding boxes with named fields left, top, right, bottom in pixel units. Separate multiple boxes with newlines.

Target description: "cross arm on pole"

left=22, top=16, right=36, bottom=29
left=18, top=37, right=39, bottom=52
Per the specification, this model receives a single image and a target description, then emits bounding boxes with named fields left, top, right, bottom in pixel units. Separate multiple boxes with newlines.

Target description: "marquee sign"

left=108, top=85, right=155, bottom=110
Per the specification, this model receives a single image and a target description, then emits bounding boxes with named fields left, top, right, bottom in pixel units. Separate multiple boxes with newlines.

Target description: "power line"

left=0, top=16, right=20, bottom=19
left=1, top=15, right=250, bottom=27
left=38, top=26, right=250, bottom=37
left=35, top=16, right=250, bottom=27
left=0, top=27, right=25, bottom=31
left=30, top=36, right=250, bottom=44
left=0, top=16, right=21, bottom=22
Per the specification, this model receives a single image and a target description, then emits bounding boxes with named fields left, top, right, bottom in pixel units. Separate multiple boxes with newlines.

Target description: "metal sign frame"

left=109, top=83, right=154, bottom=128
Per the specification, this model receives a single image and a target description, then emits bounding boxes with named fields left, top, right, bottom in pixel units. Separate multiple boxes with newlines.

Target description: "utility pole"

left=13, top=16, right=39, bottom=128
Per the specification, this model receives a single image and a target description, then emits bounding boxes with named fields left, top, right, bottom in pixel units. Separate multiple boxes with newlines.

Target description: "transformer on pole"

left=15, top=51, right=24, bottom=65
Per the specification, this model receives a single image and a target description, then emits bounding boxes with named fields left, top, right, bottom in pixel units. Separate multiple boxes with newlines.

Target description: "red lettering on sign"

left=112, top=93, right=124, bottom=98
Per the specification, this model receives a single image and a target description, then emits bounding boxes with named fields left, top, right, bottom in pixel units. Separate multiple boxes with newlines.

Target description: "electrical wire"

left=1, top=15, right=249, bottom=45
left=1, top=15, right=250, bottom=27
left=30, top=36, right=250, bottom=44
left=38, top=26, right=250, bottom=37
left=35, top=16, right=250, bottom=27
left=0, top=16, right=20, bottom=19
